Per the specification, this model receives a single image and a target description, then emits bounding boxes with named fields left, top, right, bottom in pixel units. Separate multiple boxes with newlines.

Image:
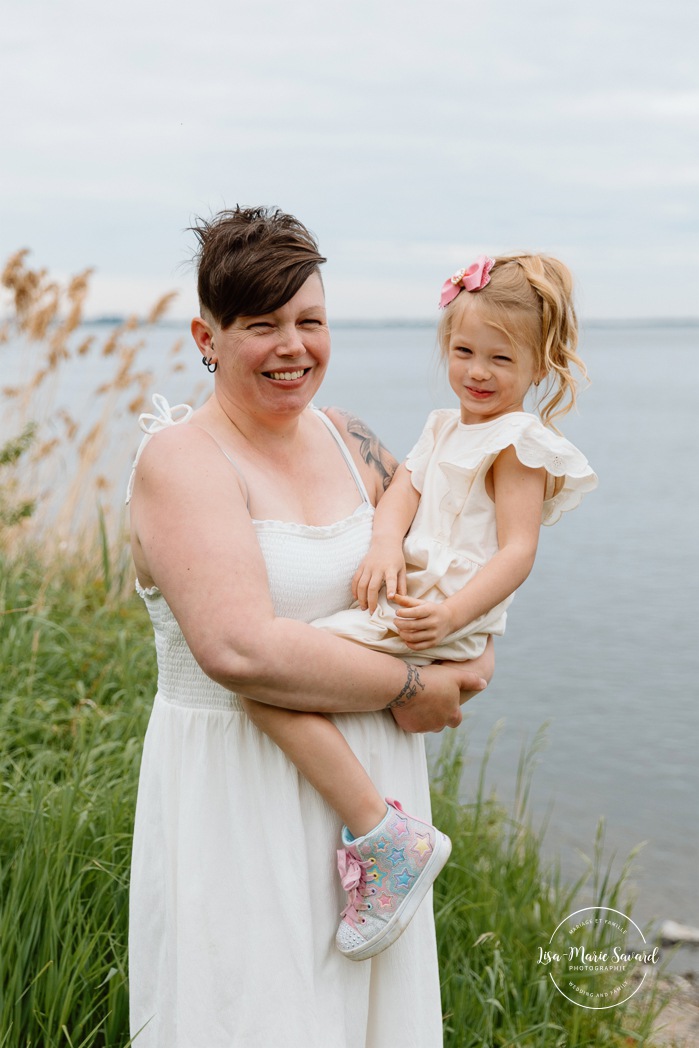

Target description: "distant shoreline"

left=15, top=315, right=697, bottom=331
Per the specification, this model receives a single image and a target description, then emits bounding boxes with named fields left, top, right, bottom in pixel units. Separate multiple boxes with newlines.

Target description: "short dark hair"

left=189, top=206, right=327, bottom=329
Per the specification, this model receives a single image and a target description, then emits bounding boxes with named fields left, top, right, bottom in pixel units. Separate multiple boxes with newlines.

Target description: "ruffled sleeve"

left=473, top=413, right=598, bottom=525
left=125, top=393, right=193, bottom=504
left=404, top=409, right=457, bottom=493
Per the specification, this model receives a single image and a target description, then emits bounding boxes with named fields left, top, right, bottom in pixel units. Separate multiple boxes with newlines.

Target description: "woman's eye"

left=300, top=318, right=322, bottom=327
left=248, top=322, right=273, bottom=330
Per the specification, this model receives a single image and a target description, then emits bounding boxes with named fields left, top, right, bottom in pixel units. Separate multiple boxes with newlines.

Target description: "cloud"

left=1, top=0, right=697, bottom=318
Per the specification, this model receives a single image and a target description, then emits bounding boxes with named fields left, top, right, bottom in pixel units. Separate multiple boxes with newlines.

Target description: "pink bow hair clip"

left=439, top=255, right=495, bottom=308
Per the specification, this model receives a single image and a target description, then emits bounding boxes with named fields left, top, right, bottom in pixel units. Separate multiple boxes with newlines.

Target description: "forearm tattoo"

left=385, top=664, right=425, bottom=709
left=333, top=409, right=398, bottom=492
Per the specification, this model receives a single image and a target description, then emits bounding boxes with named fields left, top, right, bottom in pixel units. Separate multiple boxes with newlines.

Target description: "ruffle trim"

left=252, top=501, right=374, bottom=538
left=406, top=409, right=597, bottom=526
left=135, top=579, right=160, bottom=599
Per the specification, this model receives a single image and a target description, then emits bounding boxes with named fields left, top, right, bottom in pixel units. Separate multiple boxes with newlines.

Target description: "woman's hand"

left=389, top=639, right=494, bottom=734
left=352, top=541, right=407, bottom=612
left=391, top=593, right=454, bottom=649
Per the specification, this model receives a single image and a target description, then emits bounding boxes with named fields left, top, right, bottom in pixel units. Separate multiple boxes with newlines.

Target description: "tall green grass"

left=1, top=552, right=154, bottom=1046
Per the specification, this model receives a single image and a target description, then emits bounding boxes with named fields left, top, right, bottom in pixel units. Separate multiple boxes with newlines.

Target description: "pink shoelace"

left=337, top=848, right=376, bottom=925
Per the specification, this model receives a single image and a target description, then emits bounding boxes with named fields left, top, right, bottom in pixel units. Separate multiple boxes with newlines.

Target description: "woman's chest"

left=253, top=509, right=373, bottom=621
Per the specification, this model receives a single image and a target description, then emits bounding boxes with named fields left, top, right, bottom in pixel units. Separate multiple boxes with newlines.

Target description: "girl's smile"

left=447, top=297, right=540, bottom=424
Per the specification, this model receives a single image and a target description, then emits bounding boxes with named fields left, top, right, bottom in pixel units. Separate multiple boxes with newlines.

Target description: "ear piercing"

left=202, top=341, right=218, bottom=372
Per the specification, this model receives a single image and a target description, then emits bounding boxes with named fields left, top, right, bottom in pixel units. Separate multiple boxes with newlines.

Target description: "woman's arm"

left=129, top=423, right=488, bottom=728
left=392, top=446, right=546, bottom=650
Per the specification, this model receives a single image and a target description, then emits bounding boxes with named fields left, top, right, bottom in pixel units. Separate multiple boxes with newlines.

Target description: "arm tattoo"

left=332, top=408, right=398, bottom=492
left=385, top=664, right=425, bottom=709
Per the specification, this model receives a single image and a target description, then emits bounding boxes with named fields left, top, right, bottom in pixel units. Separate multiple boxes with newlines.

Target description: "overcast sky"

left=2, top=0, right=697, bottom=321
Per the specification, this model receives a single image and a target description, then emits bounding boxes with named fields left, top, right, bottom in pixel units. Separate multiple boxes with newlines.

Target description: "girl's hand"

left=352, top=543, right=407, bottom=612
left=392, top=593, right=454, bottom=650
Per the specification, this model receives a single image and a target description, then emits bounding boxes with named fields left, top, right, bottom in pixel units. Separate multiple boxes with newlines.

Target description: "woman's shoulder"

left=128, top=398, right=244, bottom=507
left=320, top=406, right=399, bottom=499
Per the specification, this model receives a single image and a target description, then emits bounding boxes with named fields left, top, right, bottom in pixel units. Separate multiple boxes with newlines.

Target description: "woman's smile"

left=262, top=365, right=313, bottom=383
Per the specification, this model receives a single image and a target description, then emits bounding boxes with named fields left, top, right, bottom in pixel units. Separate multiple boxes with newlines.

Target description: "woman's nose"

left=276, top=326, right=305, bottom=356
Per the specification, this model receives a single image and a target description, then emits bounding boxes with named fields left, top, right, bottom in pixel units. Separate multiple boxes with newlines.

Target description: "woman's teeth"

left=268, top=369, right=306, bottom=380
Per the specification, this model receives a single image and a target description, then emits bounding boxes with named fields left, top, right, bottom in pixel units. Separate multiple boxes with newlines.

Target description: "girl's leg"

left=241, top=697, right=387, bottom=838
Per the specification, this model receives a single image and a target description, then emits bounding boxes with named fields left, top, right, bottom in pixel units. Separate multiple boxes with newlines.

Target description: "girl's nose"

left=470, top=360, right=491, bottom=380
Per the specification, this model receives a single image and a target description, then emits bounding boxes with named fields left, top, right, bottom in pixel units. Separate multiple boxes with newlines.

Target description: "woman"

left=127, top=206, right=492, bottom=1047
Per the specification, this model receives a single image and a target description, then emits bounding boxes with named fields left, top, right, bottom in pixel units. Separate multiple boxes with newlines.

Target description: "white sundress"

left=126, top=399, right=445, bottom=1048
left=314, top=409, right=598, bottom=660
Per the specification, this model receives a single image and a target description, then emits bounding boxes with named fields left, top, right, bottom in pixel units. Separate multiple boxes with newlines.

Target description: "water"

left=3, top=319, right=698, bottom=960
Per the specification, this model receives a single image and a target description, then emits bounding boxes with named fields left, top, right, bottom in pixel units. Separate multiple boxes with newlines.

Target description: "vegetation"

left=0, top=255, right=673, bottom=1045
left=431, top=735, right=666, bottom=1046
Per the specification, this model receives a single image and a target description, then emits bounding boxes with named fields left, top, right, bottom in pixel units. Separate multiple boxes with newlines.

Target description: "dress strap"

left=312, top=406, right=371, bottom=505
left=126, top=394, right=193, bottom=504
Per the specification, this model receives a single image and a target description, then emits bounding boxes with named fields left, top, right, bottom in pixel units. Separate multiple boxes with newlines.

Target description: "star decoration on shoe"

left=395, top=867, right=416, bottom=890
left=411, top=832, right=433, bottom=861
left=377, top=892, right=393, bottom=909
left=369, top=865, right=389, bottom=889
left=387, top=847, right=406, bottom=867
left=390, top=815, right=409, bottom=837
left=373, top=835, right=391, bottom=853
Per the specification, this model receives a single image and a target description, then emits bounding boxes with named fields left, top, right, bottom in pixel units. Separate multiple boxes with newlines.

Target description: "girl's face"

left=446, top=296, right=541, bottom=425
left=209, top=272, right=330, bottom=421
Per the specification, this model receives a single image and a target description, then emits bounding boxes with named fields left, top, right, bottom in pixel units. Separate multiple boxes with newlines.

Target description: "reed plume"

left=0, top=250, right=186, bottom=578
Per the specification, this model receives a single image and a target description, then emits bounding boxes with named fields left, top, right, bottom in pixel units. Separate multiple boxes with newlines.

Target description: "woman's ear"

left=191, top=316, right=215, bottom=357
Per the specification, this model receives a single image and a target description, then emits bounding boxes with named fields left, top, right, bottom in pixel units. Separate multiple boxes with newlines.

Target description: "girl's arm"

left=130, top=423, right=487, bottom=729
left=352, top=463, right=421, bottom=611
left=393, top=446, right=546, bottom=650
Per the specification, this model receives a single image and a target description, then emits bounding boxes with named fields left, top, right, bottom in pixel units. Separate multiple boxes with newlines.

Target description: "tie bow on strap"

left=125, top=394, right=194, bottom=504
left=138, top=393, right=193, bottom=434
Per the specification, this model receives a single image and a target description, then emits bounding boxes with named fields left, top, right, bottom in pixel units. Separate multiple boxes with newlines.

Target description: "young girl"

left=243, top=253, right=597, bottom=962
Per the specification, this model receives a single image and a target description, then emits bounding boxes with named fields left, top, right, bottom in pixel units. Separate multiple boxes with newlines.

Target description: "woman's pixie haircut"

left=190, top=206, right=327, bottom=329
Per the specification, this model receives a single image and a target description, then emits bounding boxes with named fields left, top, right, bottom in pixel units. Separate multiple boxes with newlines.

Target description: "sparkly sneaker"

left=335, top=798, right=451, bottom=961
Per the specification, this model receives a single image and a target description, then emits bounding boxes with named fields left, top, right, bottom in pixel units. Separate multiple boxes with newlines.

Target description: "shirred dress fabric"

left=314, top=409, right=598, bottom=661
left=127, top=407, right=445, bottom=1048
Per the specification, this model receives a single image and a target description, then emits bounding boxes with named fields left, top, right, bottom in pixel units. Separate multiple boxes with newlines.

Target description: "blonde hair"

left=438, top=254, right=587, bottom=426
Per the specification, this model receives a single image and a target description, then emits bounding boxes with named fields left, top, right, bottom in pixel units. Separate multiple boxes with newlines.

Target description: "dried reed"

left=0, top=250, right=191, bottom=577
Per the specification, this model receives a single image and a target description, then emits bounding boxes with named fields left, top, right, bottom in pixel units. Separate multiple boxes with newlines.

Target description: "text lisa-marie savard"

left=537, top=947, right=659, bottom=965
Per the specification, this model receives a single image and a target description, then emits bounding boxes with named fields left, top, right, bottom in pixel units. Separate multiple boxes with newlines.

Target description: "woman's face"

left=214, top=272, right=330, bottom=421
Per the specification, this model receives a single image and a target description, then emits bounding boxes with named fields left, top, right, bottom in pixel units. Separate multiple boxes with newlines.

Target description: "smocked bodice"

left=138, top=506, right=373, bottom=711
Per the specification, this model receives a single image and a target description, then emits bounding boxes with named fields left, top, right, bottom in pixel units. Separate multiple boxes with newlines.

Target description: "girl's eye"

left=454, top=346, right=471, bottom=355
left=493, top=354, right=513, bottom=363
